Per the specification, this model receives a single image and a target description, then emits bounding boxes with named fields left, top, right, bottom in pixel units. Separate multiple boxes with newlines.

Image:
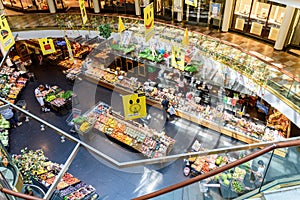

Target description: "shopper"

left=34, top=85, right=50, bottom=112
left=250, top=160, right=265, bottom=187
left=0, top=107, right=22, bottom=128
left=161, top=95, right=169, bottom=121
left=24, top=186, right=34, bottom=196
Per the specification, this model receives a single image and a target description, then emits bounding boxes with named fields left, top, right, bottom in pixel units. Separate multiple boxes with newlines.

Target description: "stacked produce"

left=44, top=86, right=73, bottom=108
left=13, top=148, right=99, bottom=199
left=81, top=101, right=175, bottom=158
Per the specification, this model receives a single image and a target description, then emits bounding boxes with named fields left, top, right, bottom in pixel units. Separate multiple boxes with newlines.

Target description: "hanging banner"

left=0, top=14, right=15, bottom=52
left=144, top=2, right=155, bottom=42
left=79, top=0, right=87, bottom=25
left=65, top=37, right=74, bottom=62
left=122, top=93, right=147, bottom=120
left=171, top=46, right=185, bottom=71
left=38, top=38, right=56, bottom=55
left=185, top=0, right=197, bottom=7
left=182, top=28, right=189, bottom=46
left=118, top=16, right=125, bottom=33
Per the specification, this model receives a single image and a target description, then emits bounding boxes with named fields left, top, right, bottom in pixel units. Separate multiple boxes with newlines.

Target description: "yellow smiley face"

left=144, top=3, right=154, bottom=30
left=38, top=38, right=56, bottom=55
left=122, top=93, right=147, bottom=120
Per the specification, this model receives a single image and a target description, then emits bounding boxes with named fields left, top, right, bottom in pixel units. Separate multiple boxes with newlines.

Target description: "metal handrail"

left=0, top=186, right=43, bottom=200
left=132, top=139, right=300, bottom=200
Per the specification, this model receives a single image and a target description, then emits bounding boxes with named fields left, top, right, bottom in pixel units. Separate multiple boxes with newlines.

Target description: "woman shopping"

left=34, top=85, right=50, bottom=112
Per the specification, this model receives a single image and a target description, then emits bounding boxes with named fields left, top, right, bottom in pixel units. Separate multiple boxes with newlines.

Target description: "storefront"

left=1, top=0, right=50, bottom=11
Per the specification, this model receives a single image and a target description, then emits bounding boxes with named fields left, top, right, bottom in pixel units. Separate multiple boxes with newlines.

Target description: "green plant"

left=12, top=148, right=47, bottom=184
left=98, top=24, right=112, bottom=39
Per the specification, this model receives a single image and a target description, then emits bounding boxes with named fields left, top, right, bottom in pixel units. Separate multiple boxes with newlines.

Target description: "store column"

left=47, top=0, right=56, bottom=13
left=274, top=6, right=295, bottom=50
left=0, top=1, right=4, bottom=15
left=93, top=0, right=100, bottom=13
left=221, top=0, right=233, bottom=32
left=135, top=0, right=141, bottom=16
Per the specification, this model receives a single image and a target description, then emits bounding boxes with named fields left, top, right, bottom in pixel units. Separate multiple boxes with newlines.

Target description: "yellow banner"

left=38, top=38, right=56, bottom=55
left=122, top=93, right=147, bottom=120
left=185, top=0, right=197, bottom=7
left=144, top=2, right=155, bottom=42
left=182, top=28, right=189, bottom=46
left=65, top=37, right=74, bottom=62
left=0, top=14, right=15, bottom=52
left=118, top=16, right=125, bottom=33
left=171, top=46, right=185, bottom=71
left=79, top=0, right=87, bottom=25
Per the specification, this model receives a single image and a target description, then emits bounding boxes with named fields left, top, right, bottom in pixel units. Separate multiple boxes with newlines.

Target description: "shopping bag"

left=168, top=106, right=176, bottom=115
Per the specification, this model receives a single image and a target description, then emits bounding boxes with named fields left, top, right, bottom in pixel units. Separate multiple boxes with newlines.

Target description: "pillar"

left=135, top=0, right=141, bottom=16
left=93, top=0, right=100, bottom=13
left=274, top=6, right=295, bottom=50
left=221, top=0, right=234, bottom=32
left=47, top=0, right=56, bottom=13
left=0, top=0, right=4, bottom=15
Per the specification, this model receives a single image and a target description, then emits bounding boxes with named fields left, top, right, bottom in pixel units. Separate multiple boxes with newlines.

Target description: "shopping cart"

left=66, top=108, right=82, bottom=133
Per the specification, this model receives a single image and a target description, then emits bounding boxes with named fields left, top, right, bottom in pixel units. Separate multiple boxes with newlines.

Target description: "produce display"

left=44, top=86, right=73, bottom=108
left=77, top=102, right=176, bottom=158
left=0, top=130, right=9, bottom=147
left=12, top=148, right=100, bottom=199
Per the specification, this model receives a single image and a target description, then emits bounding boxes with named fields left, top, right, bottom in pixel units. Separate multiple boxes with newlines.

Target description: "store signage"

left=185, top=0, right=197, bottom=7
left=122, top=93, right=147, bottom=120
left=210, top=3, right=222, bottom=19
left=171, top=45, right=185, bottom=71
left=118, top=16, right=125, bottom=33
left=250, top=22, right=263, bottom=36
left=144, top=3, right=155, bottom=42
left=38, top=38, right=56, bottom=55
left=0, top=14, right=15, bottom=52
left=268, top=27, right=280, bottom=41
left=182, top=28, right=189, bottom=46
left=235, top=18, right=245, bottom=31
left=79, top=0, right=88, bottom=25
left=65, top=37, right=74, bottom=62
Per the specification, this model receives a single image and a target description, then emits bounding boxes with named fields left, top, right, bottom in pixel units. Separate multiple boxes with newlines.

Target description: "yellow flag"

left=0, top=14, right=15, bottom=51
left=79, top=0, right=87, bottom=24
left=144, top=3, right=155, bottom=42
left=182, top=28, right=189, bottom=46
left=38, top=38, right=56, bottom=55
left=122, top=93, right=147, bottom=120
left=171, top=46, right=185, bottom=71
left=65, top=37, right=74, bottom=62
left=118, top=17, right=125, bottom=33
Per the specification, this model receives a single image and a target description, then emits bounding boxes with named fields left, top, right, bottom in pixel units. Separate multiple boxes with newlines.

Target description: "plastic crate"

left=66, top=108, right=82, bottom=126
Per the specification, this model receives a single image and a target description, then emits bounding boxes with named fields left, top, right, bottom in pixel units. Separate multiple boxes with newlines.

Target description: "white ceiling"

left=270, top=0, right=300, bottom=9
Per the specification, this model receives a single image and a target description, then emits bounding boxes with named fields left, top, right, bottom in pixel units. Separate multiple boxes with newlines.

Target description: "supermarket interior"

left=0, top=0, right=300, bottom=200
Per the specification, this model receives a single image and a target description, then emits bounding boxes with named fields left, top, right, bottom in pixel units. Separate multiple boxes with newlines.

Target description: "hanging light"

left=40, top=124, right=45, bottom=131
left=60, top=136, right=65, bottom=143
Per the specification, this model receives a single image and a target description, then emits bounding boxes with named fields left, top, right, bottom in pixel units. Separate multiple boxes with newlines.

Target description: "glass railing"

left=135, top=146, right=300, bottom=200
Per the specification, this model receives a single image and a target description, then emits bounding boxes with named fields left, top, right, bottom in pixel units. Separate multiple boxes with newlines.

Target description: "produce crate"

left=66, top=108, right=82, bottom=126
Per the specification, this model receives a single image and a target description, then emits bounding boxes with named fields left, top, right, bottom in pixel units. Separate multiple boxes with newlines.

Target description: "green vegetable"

left=223, top=179, right=230, bottom=186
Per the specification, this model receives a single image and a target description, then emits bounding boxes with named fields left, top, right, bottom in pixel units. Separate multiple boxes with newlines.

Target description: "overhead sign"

left=171, top=45, right=185, bottom=71
left=79, top=0, right=88, bottom=24
left=65, top=37, right=74, bottom=62
left=144, top=2, right=155, bottom=42
left=0, top=14, right=15, bottom=52
left=122, top=93, right=147, bottom=120
left=38, top=38, right=56, bottom=55
left=185, top=0, right=197, bottom=7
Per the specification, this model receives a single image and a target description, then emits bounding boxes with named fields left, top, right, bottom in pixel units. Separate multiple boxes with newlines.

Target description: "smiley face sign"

left=171, top=45, right=185, bottom=71
left=38, top=38, right=56, bottom=55
left=122, top=93, right=147, bottom=120
left=144, top=2, right=154, bottom=42
left=0, top=14, right=15, bottom=52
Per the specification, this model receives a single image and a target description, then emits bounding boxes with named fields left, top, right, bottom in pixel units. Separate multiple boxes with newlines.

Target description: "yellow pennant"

left=65, top=37, right=74, bottom=62
left=182, top=28, right=189, bottom=46
left=79, top=0, right=87, bottom=24
left=122, top=93, right=147, bottom=120
left=144, top=3, right=155, bottom=42
left=0, top=14, right=15, bottom=51
left=118, top=17, right=125, bottom=33
left=38, top=38, right=56, bottom=55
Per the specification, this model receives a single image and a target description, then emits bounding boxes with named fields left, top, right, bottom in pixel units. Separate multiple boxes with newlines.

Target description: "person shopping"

left=35, top=85, right=50, bottom=112
left=0, top=106, right=22, bottom=128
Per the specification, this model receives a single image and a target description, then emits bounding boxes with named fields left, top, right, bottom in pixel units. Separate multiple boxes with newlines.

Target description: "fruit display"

left=231, top=180, right=245, bottom=193
left=79, top=101, right=175, bottom=158
left=0, top=130, right=9, bottom=147
left=13, top=148, right=99, bottom=199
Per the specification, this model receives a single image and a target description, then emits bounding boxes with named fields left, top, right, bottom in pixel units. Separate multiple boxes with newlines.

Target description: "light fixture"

left=25, top=116, right=30, bottom=122
left=40, top=124, right=45, bottom=131
left=60, top=136, right=65, bottom=143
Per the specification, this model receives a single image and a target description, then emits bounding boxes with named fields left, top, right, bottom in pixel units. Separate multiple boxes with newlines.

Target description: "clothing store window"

left=232, top=0, right=286, bottom=42
left=2, top=0, right=49, bottom=11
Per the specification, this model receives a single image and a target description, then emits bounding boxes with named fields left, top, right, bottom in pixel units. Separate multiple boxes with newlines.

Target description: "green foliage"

left=98, top=24, right=112, bottom=39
